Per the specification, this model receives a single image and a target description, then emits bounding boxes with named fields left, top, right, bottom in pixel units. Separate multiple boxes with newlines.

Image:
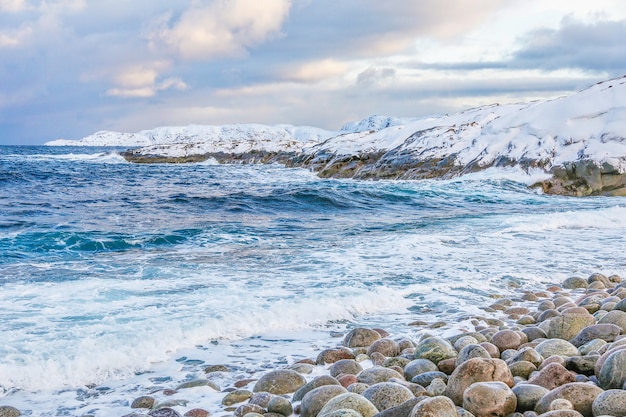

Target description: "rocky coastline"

left=121, top=149, right=626, bottom=197
left=4, top=273, right=625, bottom=417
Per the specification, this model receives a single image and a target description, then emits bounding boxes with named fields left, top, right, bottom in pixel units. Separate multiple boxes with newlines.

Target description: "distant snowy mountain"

left=46, top=76, right=626, bottom=196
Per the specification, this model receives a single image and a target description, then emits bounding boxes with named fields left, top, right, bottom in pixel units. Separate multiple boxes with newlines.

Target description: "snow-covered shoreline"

left=46, top=76, right=626, bottom=196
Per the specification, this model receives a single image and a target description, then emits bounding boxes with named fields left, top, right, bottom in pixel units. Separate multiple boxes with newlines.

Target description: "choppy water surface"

left=1, top=146, right=625, bottom=416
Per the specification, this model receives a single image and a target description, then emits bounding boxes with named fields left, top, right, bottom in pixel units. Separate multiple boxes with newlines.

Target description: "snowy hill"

left=46, top=76, right=626, bottom=195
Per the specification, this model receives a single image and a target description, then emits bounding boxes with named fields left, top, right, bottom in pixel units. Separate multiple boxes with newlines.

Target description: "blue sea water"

left=1, top=146, right=626, bottom=416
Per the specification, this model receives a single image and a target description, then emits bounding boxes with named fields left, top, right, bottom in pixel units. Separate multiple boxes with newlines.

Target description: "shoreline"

left=4, top=273, right=625, bottom=417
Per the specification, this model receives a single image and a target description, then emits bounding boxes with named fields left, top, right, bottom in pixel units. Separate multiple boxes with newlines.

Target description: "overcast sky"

left=1, top=0, right=626, bottom=144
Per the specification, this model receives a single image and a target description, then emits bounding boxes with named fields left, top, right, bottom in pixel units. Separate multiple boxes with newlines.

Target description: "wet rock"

left=318, top=393, right=379, bottom=417
left=463, top=381, right=516, bottom=417
left=426, top=378, right=447, bottom=396
left=445, top=358, right=514, bottom=405
left=507, top=347, right=543, bottom=367
left=204, top=364, right=229, bottom=373
left=289, top=363, right=315, bottom=374
left=453, top=336, right=479, bottom=351
left=367, top=339, right=400, bottom=358
left=293, top=375, right=342, bottom=402
left=176, top=379, right=220, bottom=391
left=300, top=385, right=349, bottom=417
left=362, top=382, right=414, bottom=411
left=153, top=400, right=189, bottom=409
left=233, top=403, right=266, bottom=417
left=413, top=337, right=457, bottom=364
left=253, top=369, right=306, bottom=394
left=404, top=359, right=438, bottom=380
left=409, top=396, right=457, bottom=417
left=512, top=384, right=550, bottom=412
left=436, top=358, right=456, bottom=375
left=357, top=367, right=405, bottom=385
left=563, top=277, right=588, bottom=290
left=149, top=409, right=183, bottom=417
left=184, top=409, right=210, bottom=417
left=534, top=382, right=604, bottom=417
left=597, top=348, right=626, bottom=389
left=330, top=360, right=364, bottom=378
left=569, top=324, right=621, bottom=347
left=343, top=328, right=382, bottom=348
left=267, top=395, right=293, bottom=416
left=588, top=273, right=612, bottom=288
left=317, top=348, right=356, bottom=365
left=222, top=389, right=253, bottom=406
left=383, top=357, right=410, bottom=369
left=0, top=407, right=21, bottom=417
left=535, top=339, right=579, bottom=358
left=522, top=327, right=548, bottom=342
left=591, top=389, right=626, bottom=417
left=527, top=363, right=576, bottom=390
left=249, top=392, right=274, bottom=408
left=480, top=342, right=501, bottom=358
left=131, top=396, right=156, bottom=409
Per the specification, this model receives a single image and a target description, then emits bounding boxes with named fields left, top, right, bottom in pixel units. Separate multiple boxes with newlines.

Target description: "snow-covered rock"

left=46, top=76, right=626, bottom=195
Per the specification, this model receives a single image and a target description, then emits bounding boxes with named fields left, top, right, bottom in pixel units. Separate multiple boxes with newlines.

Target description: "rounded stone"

left=535, top=411, right=583, bottom=417
left=588, top=273, right=612, bottom=287
left=338, top=374, right=358, bottom=388
left=318, top=393, right=379, bottom=417
left=456, top=344, right=491, bottom=367
left=184, top=409, right=210, bottom=417
left=253, top=369, right=307, bottom=394
left=234, top=404, right=266, bottom=417
left=597, top=348, right=626, bottom=389
left=426, top=378, right=447, bottom=396
left=535, top=339, right=579, bottom=358
left=413, top=337, right=457, bottom=364
left=175, top=379, right=220, bottom=391
left=480, top=342, right=501, bottom=358
left=508, top=361, right=537, bottom=379
left=507, top=347, right=543, bottom=367
left=343, top=328, right=382, bottom=348
left=534, top=382, right=604, bottom=417
left=320, top=409, right=363, bottom=417
left=578, top=339, right=607, bottom=356
left=546, top=311, right=596, bottom=340
left=346, top=383, right=369, bottom=394
left=445, top=358, right=514, bottom=406
left=249, top=392, right=274, bottom=407
left=267, top=395, right=293, bottom=417
left=598, top=310, right=626, bottom=333
left=317, top=348, right=356, bottom=365
left=330, top=359, right=364, bottom=378
left=527, top=363, right=576, bottom=390
left=131, top=396, right=156, bottom=409
left=293, top=375, right=341, bottom=402
left=149, top=409, right=183, bottom=417
left=563, top=277, right=589, bottom=290
left=522, top=327, right=548, bottom=342
left=569, top=324, right=621, bottom=347
left=0, top=407, right=21, bottom=417
left=384, top=357, right=411, bottom=369
left=592, top=389, right=626, bottom=417
left=367, top=339, right=400, bottom=358
left=222, top=389, right=253, bottom=406
left=404, top=359, right=438, bottom=381
left=410, top=395, right=457, bottom=417
left=300, top=385, right=348, bottom=417
left=512, top=384, right=550, bottom=412
left=411, top=371, right=448, bottom=387
left=361, top=382, right=414, bottom=411
left=453, top=335, right=479, bottom=351
left=357, top=367, right=404, bottom=385
left=491, top=330, right=523, bottom=352
left=463, top=381, right=517, bottom=417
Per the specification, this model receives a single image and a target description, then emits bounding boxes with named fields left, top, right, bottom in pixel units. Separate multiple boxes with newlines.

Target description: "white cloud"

left=281, top=59, right=350, bottom=83
left=0, top=0, right=26, bottom=12
left=151, top=0, right=292, bottom=60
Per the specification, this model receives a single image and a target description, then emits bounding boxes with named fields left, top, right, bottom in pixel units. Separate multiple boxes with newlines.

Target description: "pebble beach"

left=4, top=272, right=625, bottom=417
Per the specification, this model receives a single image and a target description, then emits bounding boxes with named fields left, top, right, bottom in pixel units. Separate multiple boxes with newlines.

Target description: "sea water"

left=1, top=146, right=625, bottom=416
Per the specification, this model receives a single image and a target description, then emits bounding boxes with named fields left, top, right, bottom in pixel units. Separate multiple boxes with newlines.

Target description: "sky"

left=1, top=0, right=626, bottom=145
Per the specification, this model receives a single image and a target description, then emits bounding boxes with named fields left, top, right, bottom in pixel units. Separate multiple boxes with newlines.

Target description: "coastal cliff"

left=47, top=77, right=626, bottom=197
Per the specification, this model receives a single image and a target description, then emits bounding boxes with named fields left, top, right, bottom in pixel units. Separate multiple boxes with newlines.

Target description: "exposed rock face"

left=536, top=160, right=626, bottom=197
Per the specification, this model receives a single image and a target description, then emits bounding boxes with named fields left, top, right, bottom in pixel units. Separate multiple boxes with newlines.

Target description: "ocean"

left=1, top=146, right=625, bottom=416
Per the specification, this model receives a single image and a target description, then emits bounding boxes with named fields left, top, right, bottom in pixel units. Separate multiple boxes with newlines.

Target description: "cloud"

left=280, top=59, right=349, bottom=83
left=511, top=17, right=626, bottom=73
left=357, top=67, right=396, bottom=86
left=150, top=0, right=292, bottom=61
left=0, top=0, right=25, bottom=12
